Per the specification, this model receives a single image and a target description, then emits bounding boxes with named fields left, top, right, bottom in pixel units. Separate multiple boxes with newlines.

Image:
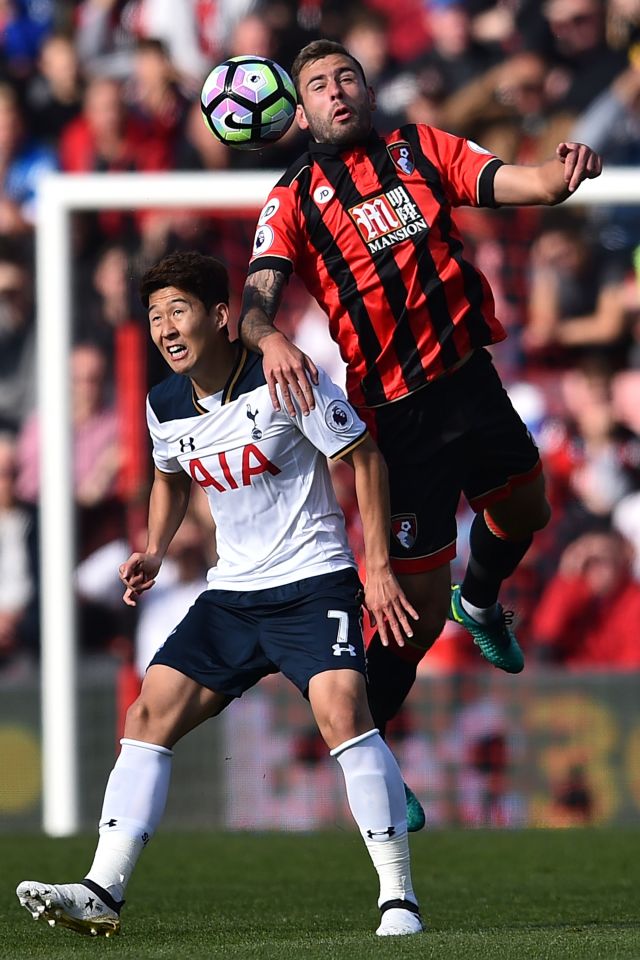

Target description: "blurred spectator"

left=0, top=237, right=34, bottom=431
left=59, top=75, right=171, bottom=241
left=540, top=359, right=640, bottom=527
left=0, top=431, right=37, bottom=671
left=531, top=529, right=640, bottom=667
left=363, top=0, right=429, bottom=63
left=125, top=38, right=190, bottom=167
left=75, top=0, right=209, bottom=85
left=75, top=242, right=131, bottom=350
left=341, top=9, right=409, bottom=131
left=225, top=10, right=274, bottom=59
left=260, top=0, right=321, bottom=70
left=612, top=489, right=640, bottom=579
left=538, top=0, right=628, bottom=115
left=16, top=341, right=123, bottom=555
left=134, top=514, right=209, bottom=676
left=25, top=32, right=83, bottom=146
left=0, top=81, right=57, bottom=231
left=571, top=62, right=640, bottom=167
left=606, top=0, right=640, bottom=49
left=75, top=0, right=140, bottom=80
left=439, top=51, right=571, bottom=160
left=524, top=217, right=629, bottom=368
left=177, top=97, right=230, bottom=171
left=570, top=63, right=640, bottom=253
left=59, top=74, right=170, bottom=174
left=0, top=0, right=56, bottom=81
left=409, top=0, right=503, bottom=122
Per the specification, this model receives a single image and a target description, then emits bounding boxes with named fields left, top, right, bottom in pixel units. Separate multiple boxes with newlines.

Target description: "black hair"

left=139, top=251, right=229, bottom=311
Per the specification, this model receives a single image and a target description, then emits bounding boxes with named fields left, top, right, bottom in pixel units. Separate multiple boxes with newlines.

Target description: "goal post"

left=35, top=167, right=640, bottom=836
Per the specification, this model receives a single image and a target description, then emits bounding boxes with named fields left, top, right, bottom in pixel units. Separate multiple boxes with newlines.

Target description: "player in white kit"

left=17, top=251, right=423, bottom=939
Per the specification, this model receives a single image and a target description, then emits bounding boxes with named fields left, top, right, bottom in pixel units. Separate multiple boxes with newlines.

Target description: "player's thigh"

left=143, top=590, right=276, bottom=736
left=396, top=563, right=452, bottom=647
left=308, top=668, right=373, bottom=751
left=125, top=664, right=230, bottom=748
left=368, top=387, right=462, bottom=571
left=260, top=568, right=367, bottom=701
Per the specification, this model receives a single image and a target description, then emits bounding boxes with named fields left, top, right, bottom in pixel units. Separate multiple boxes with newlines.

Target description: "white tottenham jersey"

left=147, top=346, right=367, bottom=591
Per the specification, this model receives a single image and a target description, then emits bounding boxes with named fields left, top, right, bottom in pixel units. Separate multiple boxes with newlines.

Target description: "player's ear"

left=296, top=102, right=309, bottom=131
left=213, top=302, right=229, bottom=333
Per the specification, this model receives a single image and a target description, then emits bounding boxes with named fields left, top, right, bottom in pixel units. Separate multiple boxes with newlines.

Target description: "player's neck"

left=189, top=340, right=237, bottom=399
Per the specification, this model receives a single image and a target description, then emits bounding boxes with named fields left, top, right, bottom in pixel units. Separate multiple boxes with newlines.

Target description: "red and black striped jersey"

left=247, top=124, right=508, bottom=408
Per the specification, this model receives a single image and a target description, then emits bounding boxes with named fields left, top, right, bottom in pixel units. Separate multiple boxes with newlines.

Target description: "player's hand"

left=364, top=567, right=419, bottom=648
left=261, top=332, right=319, bottom=416
left=119, top=552, right=162, bottom=606
left=555, top=142, right=602, bottom=193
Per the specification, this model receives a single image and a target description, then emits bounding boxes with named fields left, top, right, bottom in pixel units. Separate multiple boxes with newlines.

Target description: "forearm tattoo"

left=239, top=270, right=287, bottom=350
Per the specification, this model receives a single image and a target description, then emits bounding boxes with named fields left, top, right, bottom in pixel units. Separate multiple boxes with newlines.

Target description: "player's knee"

left=487, top=493, right=551, bottom=540
left=316, top=704, right=372, bottom=751
left=124, top=695, right=158, bottom=739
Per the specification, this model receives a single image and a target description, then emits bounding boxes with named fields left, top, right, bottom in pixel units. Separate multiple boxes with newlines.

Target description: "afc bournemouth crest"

left=387, top=141, right=415, bottom=176
left=392, top=513, right=417, bottom=550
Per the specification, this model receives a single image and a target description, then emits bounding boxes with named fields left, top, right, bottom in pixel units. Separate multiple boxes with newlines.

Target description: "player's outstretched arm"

left=240, top=268, right=318, bottom=416
left=119, top=468, right=191, bottom=606
left=345, top=436, right=419, bottom=647
left=493, top=142, right=602, bottom=206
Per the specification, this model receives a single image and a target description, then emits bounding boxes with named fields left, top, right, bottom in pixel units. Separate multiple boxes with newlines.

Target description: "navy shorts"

left=366, top=348, right=541, bottom=572
left=148, top=567, right=366, bottom=699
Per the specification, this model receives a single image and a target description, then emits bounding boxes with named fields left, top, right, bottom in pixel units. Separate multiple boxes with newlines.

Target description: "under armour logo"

left=246, top=404, right=262, bottom=440
left=180, top=437, right=195, bottom=452
left=107, top=818, right=118, bottom=827
left=332, top=642, right=356, bottom=657
left=84, top=897, right=95, bottom=910
left=366, top=826, right=396, bottom=839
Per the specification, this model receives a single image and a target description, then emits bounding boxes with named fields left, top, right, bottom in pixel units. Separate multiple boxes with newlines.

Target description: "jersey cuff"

left=330, top=430, right=368, bottom=461
left=247, top=255, right=293, bottom=278
left=477, top=157, right=504, bottom=208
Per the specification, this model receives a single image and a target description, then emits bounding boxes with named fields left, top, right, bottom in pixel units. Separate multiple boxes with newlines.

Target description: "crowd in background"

left=1, top=0, right=640, bottom=676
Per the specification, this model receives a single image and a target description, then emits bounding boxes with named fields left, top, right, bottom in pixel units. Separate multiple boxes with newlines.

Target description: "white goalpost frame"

left=36, top=167, right=639, bottom=836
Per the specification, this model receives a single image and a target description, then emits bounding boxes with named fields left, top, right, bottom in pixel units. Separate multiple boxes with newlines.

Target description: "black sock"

left=366, top=632, right=417, bottom=738
left=462, top=512, right=532, bottom=608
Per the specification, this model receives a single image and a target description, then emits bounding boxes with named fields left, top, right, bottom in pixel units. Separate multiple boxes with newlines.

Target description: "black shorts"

left=148, top=567, right=366, bottom=699
left=365, top=349, right=541, bottom=572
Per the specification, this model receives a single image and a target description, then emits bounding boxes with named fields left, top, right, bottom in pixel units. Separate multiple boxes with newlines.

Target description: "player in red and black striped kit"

left=239, top=39, right=602, bottom=817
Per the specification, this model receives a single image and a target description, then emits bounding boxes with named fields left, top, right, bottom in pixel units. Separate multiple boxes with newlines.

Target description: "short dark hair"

left=139, top=251, right=229, bottom=311
left=291, top=40, right=367, bottom=96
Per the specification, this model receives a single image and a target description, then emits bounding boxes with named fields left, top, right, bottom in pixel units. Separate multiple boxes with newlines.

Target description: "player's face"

left=148, top=285, right=228, bottom=379
left=296, top=54, right=375, bottom=147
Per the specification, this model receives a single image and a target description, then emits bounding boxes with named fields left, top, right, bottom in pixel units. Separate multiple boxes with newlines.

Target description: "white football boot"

left=16, top=879, right=122, bottom=937
left=376, top=898, right=424, bottom=936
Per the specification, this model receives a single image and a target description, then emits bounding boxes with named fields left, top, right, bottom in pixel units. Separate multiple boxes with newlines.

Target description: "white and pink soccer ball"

left=201, top=56, right=297, bottom=150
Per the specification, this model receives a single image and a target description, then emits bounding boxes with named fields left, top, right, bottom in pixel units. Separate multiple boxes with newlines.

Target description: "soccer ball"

left=200, top=56, right=297, bottom=151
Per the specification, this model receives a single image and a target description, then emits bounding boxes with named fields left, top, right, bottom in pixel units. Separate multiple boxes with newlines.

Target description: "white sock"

left=460, top=596, right=499, bottom=624
left=85, top=738, right=173, bottom=899
left=332, top=729, right=417, bottom=907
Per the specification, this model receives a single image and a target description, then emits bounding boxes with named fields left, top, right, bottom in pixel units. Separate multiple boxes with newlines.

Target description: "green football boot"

left=404, top=783, right=426, bottom=833
left=449, top=584, right=524, bottom=674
